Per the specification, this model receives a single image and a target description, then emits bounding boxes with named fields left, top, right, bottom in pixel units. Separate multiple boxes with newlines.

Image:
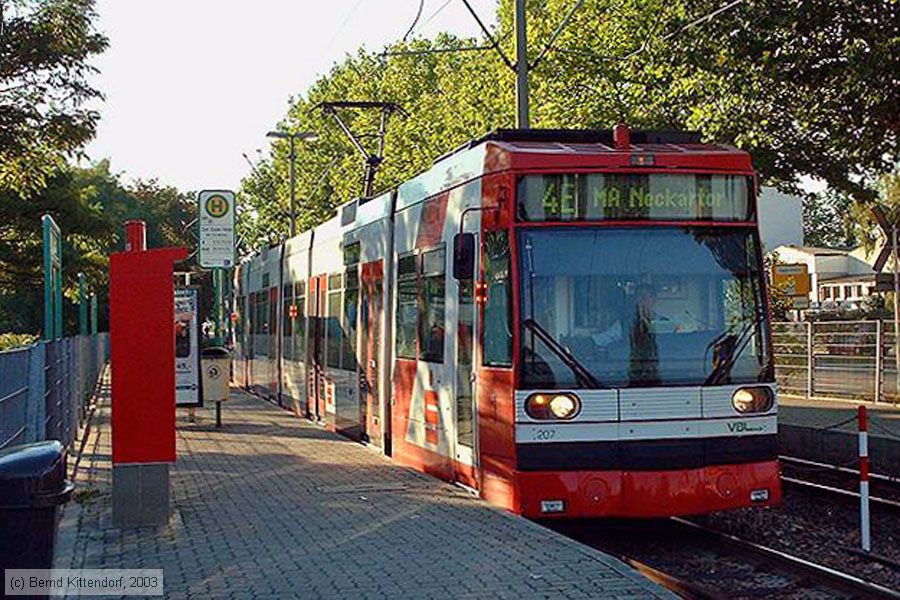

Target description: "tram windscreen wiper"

left=704, top=312, right=766, bottom=386
left=522, top=318, right=603, bottom=389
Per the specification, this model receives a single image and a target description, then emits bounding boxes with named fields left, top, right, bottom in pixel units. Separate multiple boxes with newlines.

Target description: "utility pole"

left=514, top=0, right=530, bottom=129
left=893, top=224, right=899, bottom=402
left=872, top=205, right=900, bottom=403
left=289, top=136, right=296, bottom=237
left=266, top=131, right=317, bottom=238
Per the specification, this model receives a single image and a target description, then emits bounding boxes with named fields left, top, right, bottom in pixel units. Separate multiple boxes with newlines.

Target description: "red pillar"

left=110, top=220, right=186, bottom=526
left=124, top=219, right=147, bottom=252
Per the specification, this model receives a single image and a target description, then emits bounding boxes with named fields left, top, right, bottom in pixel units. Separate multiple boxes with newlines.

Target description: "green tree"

left=239, top=34, right=514, bottom=248
left=240, top=0, right=898, bottom=243
left=0, top=165, right=112, bottom=333
left=846, top=170, right=900, bottom=254
left=802, top=190, right=857, bottom=248
left=0, top=0, right=108, bottom=193
left=0, top=161, right=196, bottom=336
left=764, top=252, right=794, bottom=321
left=532, top=0, right=898, bottom=200
left=238, top=36, right=509, bottom=249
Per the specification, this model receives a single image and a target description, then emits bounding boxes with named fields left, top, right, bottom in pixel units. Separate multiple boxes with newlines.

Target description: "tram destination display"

left=518, top=173, right=751, bottom=222
left=175, top=286, right=202, bottom=407
left=198, top=189, right=236, bottom=268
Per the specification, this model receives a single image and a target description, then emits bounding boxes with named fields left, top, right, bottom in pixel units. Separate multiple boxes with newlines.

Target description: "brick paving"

left=56, top=373, right=674, bottom=599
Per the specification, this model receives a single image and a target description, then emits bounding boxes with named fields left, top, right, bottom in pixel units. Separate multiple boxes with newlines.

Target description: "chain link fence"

left=0, top=333, right=109, bottom=451
left=773, top=320, right=900, bottom=403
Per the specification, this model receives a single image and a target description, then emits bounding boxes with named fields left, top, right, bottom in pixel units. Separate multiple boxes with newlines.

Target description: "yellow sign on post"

left=198, top=189, right=235, bottom=269
left=772, top=263, right=811, bottom=308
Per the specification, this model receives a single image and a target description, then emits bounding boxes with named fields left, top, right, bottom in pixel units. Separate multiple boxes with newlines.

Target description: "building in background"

left=770, top=245, right=879, bottom=306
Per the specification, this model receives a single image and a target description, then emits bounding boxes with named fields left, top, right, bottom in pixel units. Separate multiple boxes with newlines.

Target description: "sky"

left=83, top=0, right=498, bottom=193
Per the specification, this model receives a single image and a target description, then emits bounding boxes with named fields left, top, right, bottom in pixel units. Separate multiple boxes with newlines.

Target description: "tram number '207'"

left=532, top=428, right=557, bottom=441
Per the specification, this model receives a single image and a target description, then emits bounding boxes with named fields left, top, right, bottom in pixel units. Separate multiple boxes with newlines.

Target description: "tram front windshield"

left=518, top=227, right=771, bottom=389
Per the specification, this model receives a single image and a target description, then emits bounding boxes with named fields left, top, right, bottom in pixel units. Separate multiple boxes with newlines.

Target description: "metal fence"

left=0, top=333, right=109, bottom=451
left=773, top=320, right=900, bottom=403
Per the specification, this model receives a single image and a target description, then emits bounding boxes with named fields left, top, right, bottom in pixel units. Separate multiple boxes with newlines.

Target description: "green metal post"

left=78, top=272, right=88, bottom=335
left=212, top=268, right=223, bottom=346
left=42, top=215, right=63, bottom=340
left=54, top=245, right=62, bottom=339
left=90, top=293, right=98, bottom=334
left=42, top=217, right=53, bottom=340
left=224, top=268, right=233, bottom=344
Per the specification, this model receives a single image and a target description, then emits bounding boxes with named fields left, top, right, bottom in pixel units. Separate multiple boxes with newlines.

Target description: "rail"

left=549, top=517, right=900, bottom=598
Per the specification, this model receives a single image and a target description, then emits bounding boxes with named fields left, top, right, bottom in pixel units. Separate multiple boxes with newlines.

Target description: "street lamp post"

left=266, top=130, right=317, bottom=237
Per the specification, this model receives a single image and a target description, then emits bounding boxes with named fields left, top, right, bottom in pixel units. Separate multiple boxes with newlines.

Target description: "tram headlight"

left=526, top=393, right=581, bottom=420
left=732, top=387, right=774, bottom=414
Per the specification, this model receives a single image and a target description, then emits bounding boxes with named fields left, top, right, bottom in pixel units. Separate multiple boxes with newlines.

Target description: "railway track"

left=548, top=516, right=900, bottom=599
left=780, top=455, right=900, bottom=512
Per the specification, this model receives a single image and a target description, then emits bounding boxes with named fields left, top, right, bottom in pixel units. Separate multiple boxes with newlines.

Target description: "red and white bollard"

left=859, top=405, right=871, bottom=552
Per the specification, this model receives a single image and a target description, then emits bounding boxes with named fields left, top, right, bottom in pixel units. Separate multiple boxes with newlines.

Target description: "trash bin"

left=0, top=441, right=74, bottom=571
left=201, top=346, right=231, bottom=403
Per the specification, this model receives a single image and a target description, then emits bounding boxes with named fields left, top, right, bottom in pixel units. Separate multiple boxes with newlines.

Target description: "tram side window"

left=252, top=290, right=270, bottom=357
left=420, top=247, right=446, bottom=363
left=483, top=231, right=513, bottom=367
left=258, top=291, right=269, bottom=333
left=294, top=281, right=306, bottom=360
left=344, top=269, right=359, bottom=370
left=282, top=283, right=294, bottom=360
left=256, top=292, right=264, bottom=335
left=326, top=273, right=343, bottom=368
left=268, top=287, right=278, bottom=355
left=396, top=253, right=418, bottom=359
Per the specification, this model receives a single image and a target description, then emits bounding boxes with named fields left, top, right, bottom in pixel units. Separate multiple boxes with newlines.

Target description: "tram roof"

left=244, top=128, right=752, bottom=263
left=395, top=128, right=751, bottom=210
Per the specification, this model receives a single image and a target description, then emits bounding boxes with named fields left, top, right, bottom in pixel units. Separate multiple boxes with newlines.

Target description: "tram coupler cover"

left=109, top=222, right=186, bottom=528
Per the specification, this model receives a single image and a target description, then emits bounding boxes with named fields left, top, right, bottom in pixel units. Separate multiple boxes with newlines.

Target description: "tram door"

left=308, top=275, right=327, bottom=422
left=454, top=245, right=478, bottom=487
left=268, top=286, right=279, bottom=400
left=359, top=260, right=383, bottom=447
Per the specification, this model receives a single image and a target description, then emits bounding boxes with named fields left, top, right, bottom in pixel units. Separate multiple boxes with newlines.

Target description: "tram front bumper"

left=516, top=459, right=782, bottom=518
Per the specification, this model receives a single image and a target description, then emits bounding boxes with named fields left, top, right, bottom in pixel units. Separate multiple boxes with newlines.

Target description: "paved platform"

left=56, top=376, right=674, bottom=599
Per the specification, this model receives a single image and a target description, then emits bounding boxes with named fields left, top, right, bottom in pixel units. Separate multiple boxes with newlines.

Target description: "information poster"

left=175, top=287, right=202, bottom=407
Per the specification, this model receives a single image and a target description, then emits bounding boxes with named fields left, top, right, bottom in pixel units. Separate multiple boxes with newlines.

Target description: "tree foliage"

left=238, top=35, right=510, bottom=249
left=802, top=189, right=857, bottom=249
left=0, top=0, right=108, bottom=193
left=534, top=0, right=898, bottom=202
left=846, top=170, right=900, bottom=253
left=0, top=161, right=196, bottom=335
left=239, top=0, right=899, bottom=248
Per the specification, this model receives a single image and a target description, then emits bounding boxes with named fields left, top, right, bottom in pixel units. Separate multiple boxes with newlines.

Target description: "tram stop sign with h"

left=199, top=190, right=235, bottom=268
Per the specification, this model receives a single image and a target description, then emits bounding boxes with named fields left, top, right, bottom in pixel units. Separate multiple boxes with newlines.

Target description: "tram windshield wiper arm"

left=704, top=312, right=765, bottom=386
left=522, top=318, right=604, bottom=389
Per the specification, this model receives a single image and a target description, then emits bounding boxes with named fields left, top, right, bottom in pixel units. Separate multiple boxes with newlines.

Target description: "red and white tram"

left=232, top=127, right=781, bottom=517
